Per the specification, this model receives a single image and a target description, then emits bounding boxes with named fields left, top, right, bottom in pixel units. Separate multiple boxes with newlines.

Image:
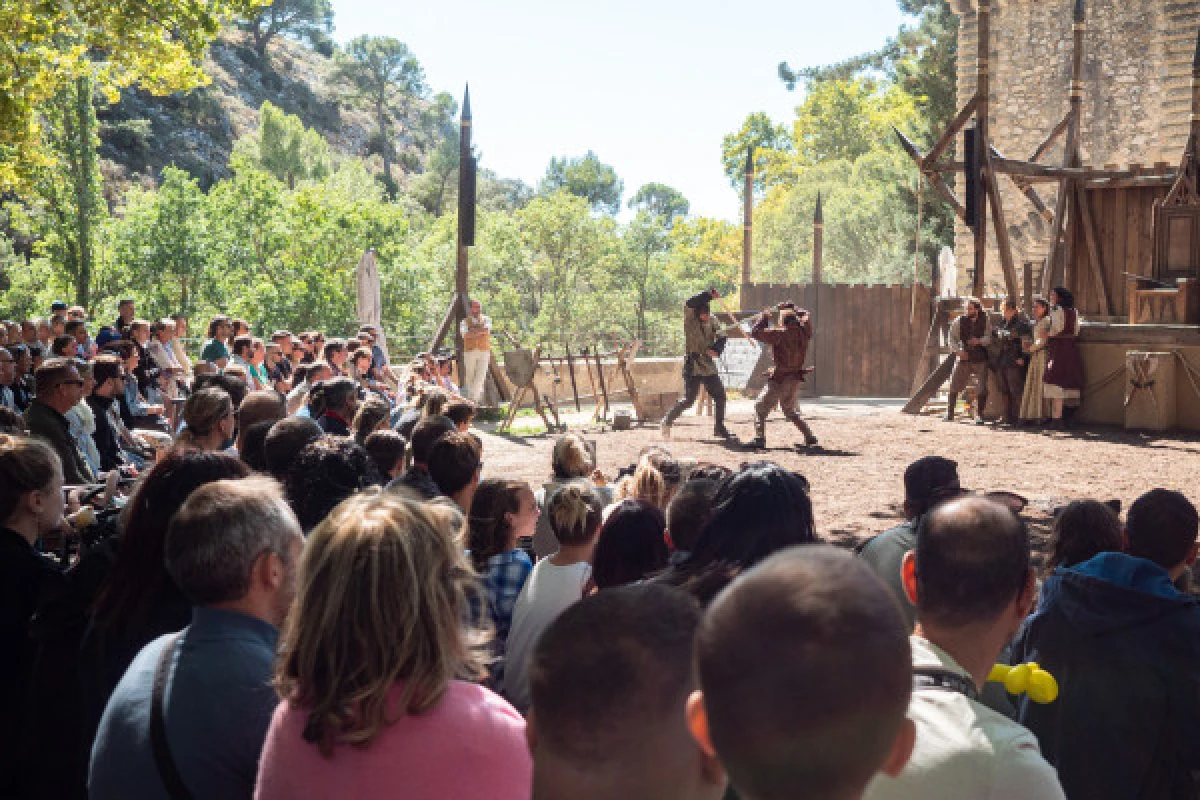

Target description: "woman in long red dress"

left=1043, top=286, right=1085, bottom=429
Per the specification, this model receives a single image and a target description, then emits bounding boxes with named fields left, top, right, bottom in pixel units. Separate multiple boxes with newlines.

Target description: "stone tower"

left=949, top=0, right=1200, bottom=295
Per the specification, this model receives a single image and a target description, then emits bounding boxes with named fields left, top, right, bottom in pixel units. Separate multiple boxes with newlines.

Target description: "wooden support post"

left=1023, top=261, right=1034, bottom=314
left=1043, top=0, right=1087, bottom=297
left=742, top=150, right=754, bottom=302
left=972, top=0, right=992, bottom=299
left=903, top=354, right=957, bottom=415
left=923, top=93, right=981, bottom=169
left=428, top=294, right=459, bottom=354
left=1029, top=114, right=1072, bottom=164
left=1073, top=183, right=1113, bottom=315
left=894, top=127, right=969, bottom=222
left=592, top=349, right=610, bottom=422
left=984, top=149, right=1021, bottom=301
left=564, top=346, right=581, bottom=412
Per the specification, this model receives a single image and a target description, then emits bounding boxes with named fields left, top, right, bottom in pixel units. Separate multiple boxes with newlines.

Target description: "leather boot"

left=944, top=392, right=958, bottom=422
left=749, top=419, right=766, bottom=449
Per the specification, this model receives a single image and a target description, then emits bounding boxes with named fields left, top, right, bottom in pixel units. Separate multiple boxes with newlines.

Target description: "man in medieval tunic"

left=748, top=302, right=818, bottom=450
left=990, top=298, right=1034, bottom=426
left=661, top=289, right=733, bottom=441
left=946, top=298, right=993, bottom=423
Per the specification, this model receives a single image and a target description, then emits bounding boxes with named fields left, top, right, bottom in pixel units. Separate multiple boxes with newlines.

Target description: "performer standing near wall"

left=748, top=302, right=818, bottom=451
left=661, top=289, right=732, bottom=442
left=945, top=298, right=993, bottom=424
left=459, top=300, right=492, bottom=404
left=991, top=298, right=1033, bottom=426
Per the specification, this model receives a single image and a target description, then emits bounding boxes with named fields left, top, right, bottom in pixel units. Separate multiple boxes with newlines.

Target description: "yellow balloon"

left=1027, top=670, right=1059, bottom=704
left=1004, top=663, right=1032, bottom=695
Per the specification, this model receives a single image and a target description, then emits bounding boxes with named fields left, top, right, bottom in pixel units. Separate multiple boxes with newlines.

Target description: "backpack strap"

left=150, top=632, right=196, bottom=800
left=913, top=667, right=979, bottom=702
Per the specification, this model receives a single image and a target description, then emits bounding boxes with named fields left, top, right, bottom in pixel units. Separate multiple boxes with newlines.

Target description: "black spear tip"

left=462, top=84, right=472, bottom=120
left=814, top=191, right=824, bottom=224
left=1073, top=0, right=1085, bottom=23
left=744, top=148, right=754, bottom=174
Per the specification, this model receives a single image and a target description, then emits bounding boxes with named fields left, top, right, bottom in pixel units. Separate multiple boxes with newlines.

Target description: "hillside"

left=97, top=30, right=427, bottom=191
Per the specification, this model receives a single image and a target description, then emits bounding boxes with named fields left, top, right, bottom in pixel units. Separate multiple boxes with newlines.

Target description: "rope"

left=1084, top=365, right=1126, bottom=396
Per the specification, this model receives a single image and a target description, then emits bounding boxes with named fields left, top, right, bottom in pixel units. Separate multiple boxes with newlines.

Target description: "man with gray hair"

left=89, top=476, right=304, bottom=800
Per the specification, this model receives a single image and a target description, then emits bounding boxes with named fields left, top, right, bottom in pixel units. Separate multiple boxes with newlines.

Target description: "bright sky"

left=331, top=0, right=910, bottom=222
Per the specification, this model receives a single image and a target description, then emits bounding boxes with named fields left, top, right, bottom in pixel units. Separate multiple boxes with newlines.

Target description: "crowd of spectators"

left=2, top=299, right=1199, bottom=800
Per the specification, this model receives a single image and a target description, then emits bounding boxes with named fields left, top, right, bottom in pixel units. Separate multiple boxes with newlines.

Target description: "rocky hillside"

left=97, top=31, right=420, bottom=192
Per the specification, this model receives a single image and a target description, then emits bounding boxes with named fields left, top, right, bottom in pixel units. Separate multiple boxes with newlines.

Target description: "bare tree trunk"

left=72, top=77, right=95, bottom=309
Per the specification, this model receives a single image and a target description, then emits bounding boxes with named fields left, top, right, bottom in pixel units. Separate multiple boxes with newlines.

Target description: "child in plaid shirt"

left=469, top=480, right=539, bottom=683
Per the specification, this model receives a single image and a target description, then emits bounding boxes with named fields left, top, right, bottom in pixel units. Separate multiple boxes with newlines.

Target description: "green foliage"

left=628, top=183, right=690, bottom=225
left=720, top=112, right=794, bottom=192
left=540, top=152, right=624, bottom=215
left=232, top=101, right=332, bottom=188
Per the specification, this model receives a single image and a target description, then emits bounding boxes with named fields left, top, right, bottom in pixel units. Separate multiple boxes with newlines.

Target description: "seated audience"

left=0, top=405, right=25, bottom=434
left=25, top=358, right=95, bottom=484
left=505, top=484, right=604, bottom=712
left=691, top=547, right=915, bottom=800
left=0, top=346, right=16, bottom=410
left=1044, top=498, right=1122, bottom=573
left=286, top=362, right=331, bottom=416
left=284, top=436, right=381, bottom=532
left=233, top=390, right=286, bottom=456
left=664, top=477, right=719, bottom=563
left=427, top=431, right=483, bottom=512
left=363, top=429, right=406, bottom=480
left=0, top=436, right=65, bottom=798
left=263, top=416, right=323, bottom=481
left=238, top=420, right=277, bottom=473
left=89, top=477, right=304, bottom=800
left=445, top=399, right=477, bottom=432
left=200, top=315, right=231, bottom=368
left=863, top=496, right=1063, bottom=800
left=67, top=359, right=102, bottom=476
left=255, top=491, right=531, bottom=800
left=175, top=388, right=235, bottom=452
left=659, top=462, right=816, bottom=605
left=528, top=584, right=726, bottom=800
left=468, top=480, right=538, bottom=681
left=322, top=338, right=348, bottom=377
left=351, top=395, right=391, bottom=445
left=1012, top=489, right=1200, bottom=800
left=613, top=448, right=682, bottom=512
left=590, top=499, right=669, bottom=589
left=314, top=377, right=358, bottom=436
left=859, top=455, right=963, bottom=629
left=533, top=434, right=611, bottom=559
left=389, top=415, right=455, bottom=499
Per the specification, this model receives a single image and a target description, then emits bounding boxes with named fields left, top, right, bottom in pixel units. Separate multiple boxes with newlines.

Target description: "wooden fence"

left=741, top=282, right=933, bottom=397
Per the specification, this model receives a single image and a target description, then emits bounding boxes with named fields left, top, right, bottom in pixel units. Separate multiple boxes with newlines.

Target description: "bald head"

left=913, top=495, right=1030, bottom=629
left=694, top=546, right=911, bottom=800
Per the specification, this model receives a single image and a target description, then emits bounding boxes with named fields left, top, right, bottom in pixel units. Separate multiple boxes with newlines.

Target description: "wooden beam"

left=427, top=293, right=460, bottom=354
left=1041, top=183, right=1071, bottom=296
left=923, top=93, right=980, bottom=170
left=1074, top=184, right=1113, bottom=315
left=984, top=155, right=1021, bottom=301
left=903, top=354, right=956, bottom=415
left=1084, top=175, right=1175, bottom=190
left=972, top=0, right=992, bottom=299
left=992, top=157, right=1136, bottom=182
left=1029, top=113, right=1072, bottom=164
left=990, top=146, right=1054, bottom=223
left=894, top=126, right=968, bottom=221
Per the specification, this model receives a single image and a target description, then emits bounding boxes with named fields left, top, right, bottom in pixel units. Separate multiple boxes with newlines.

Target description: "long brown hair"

left=275, top=491, right=490, bottom=757
left=468, top=479, right=529, bottom=572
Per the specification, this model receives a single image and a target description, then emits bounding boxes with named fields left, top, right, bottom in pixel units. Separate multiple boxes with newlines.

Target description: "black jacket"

left=1012, top=553, right=1200, bottom=800
left=86, top=394, right=125, bottom=472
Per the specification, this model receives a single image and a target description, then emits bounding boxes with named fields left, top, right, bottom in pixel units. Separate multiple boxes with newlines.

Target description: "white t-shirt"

left=863, top=636, right=1066, bottom=800
left=502, top=558, right=591, bottom=712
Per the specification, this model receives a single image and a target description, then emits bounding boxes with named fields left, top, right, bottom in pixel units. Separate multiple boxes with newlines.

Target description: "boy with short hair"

left=689, top=546, right=915, bottom=800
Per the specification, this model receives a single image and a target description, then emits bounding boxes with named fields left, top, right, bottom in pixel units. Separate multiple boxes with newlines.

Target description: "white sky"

left=331, top=0, right=911, bottom=221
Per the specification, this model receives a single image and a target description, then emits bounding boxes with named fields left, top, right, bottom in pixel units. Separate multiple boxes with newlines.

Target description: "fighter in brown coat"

left=748, top=302, right=818, bottom=450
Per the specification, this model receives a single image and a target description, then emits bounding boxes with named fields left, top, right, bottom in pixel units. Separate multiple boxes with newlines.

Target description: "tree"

left=0, top=0, right=268, bottom=194
left=619, top=211, right=673, bottom=342
left=333, top=36, right=426, bottom=196
left=540, top=151, right=624, bottom=215
left=628, top=183, right=690, bottom=226
left=232, top=102, right=332, bottom=188
left=409, top=130, right=459, bottom=215
left=241, top=0, right=334, bottom=59
left=720, top=112, right=794, bottom=193
left=791, top=79, right=918, bottom=166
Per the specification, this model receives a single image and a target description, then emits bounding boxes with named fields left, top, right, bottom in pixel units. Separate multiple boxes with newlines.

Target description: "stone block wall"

left=949, top=0, right=1199, bottom=296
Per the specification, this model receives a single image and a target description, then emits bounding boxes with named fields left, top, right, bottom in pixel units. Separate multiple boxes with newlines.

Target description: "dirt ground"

left=478, top=398, right=1200, bottom=569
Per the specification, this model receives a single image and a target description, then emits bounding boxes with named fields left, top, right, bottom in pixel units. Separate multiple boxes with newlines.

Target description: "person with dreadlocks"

left=748, top=302, right=818, bottom=450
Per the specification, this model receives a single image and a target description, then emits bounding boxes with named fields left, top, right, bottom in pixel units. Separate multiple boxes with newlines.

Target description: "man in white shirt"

left=863, top=496, right=1066, bottom=800
left=459, top=300, right=492, bottom=404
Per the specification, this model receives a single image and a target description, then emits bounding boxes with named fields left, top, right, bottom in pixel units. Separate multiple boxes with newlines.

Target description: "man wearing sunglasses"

left=24, top=357, right=96, bottom=484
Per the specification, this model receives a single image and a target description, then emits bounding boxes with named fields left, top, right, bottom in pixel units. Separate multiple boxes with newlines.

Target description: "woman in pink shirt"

left=254, top=491, right=532, bottom=800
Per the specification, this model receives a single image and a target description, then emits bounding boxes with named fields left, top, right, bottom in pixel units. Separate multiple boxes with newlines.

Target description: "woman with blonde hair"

left=612, top=447, right=682, bottom=512
left=255, top=491, right=530, bottom=800
left=532, top=433, right=612, bottom=559
left=175, top=387, right=235, bottom=451
left=503, top=483, right=604, bottom=712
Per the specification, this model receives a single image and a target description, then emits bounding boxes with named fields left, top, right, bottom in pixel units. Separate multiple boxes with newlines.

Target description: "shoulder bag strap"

left=150, top=632, right=196, bottom=800
left=912, top=666, right=979, bottom=702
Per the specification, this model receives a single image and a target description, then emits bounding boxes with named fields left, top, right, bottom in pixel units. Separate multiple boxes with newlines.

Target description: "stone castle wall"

left=949, top=0, right=1200, bottom=296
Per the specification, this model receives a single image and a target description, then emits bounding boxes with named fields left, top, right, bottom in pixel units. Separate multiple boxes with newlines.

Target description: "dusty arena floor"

left=478, top=398, right=1200, bottom=569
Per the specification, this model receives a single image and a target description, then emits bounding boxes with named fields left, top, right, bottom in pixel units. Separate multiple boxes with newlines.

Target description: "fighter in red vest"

left=748, top=302, right=818, bottom=450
